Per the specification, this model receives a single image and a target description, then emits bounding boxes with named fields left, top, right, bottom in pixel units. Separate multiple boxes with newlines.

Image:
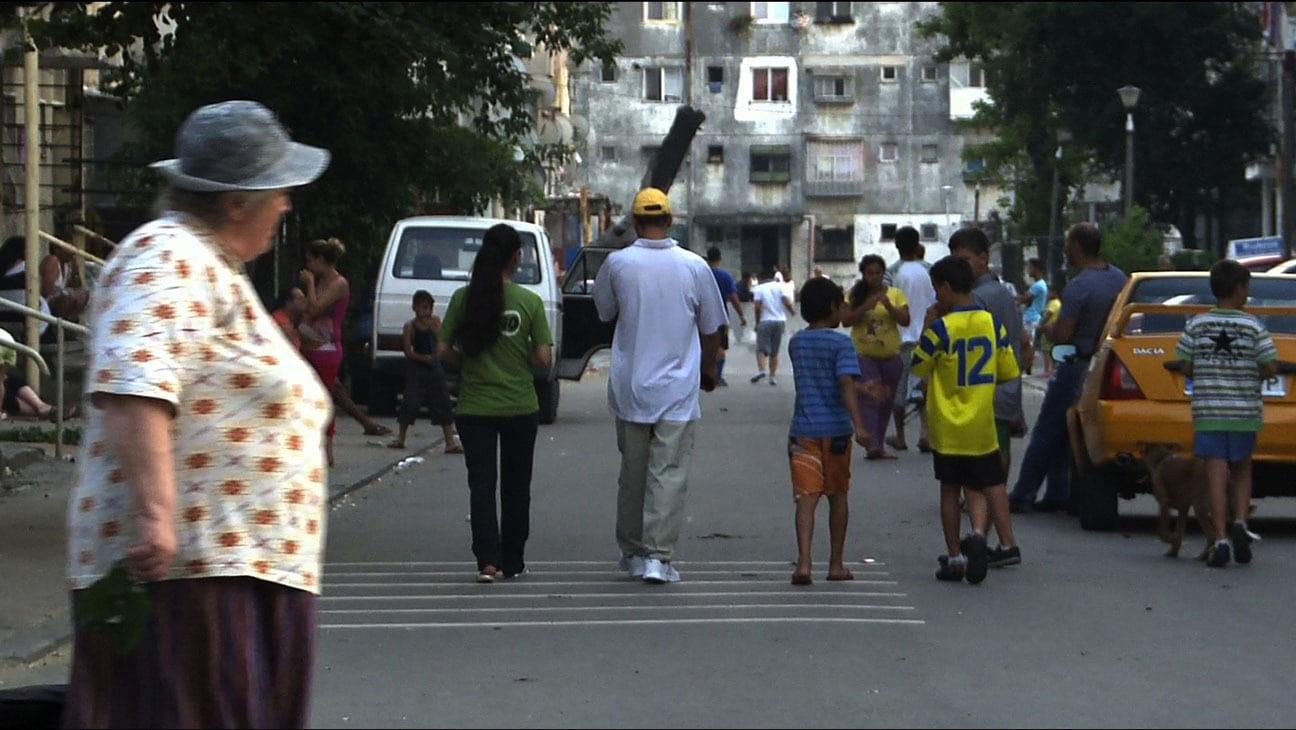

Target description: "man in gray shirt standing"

left=1009, top=222, right=1127, bottom=513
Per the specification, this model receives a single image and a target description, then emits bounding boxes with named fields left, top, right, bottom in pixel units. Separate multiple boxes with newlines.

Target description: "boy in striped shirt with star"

left=912, top=256, right=1021, bottom=585
left=1174, top=260, right=1278, bottom=568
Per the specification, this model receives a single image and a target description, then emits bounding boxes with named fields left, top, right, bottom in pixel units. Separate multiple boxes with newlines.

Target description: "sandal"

left=827, top=568, right=855, bottom=582
left=386, top=439, right=405, bottom=450
left=885, top=436, right=908, bottom=451
left=791, top=571, right=813, bottom=586
left=364, top=424, right=394, bottom=436
left=445, top=436, right=464, bottom=455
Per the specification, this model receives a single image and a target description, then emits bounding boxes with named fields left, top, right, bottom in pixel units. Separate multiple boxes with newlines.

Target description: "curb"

left=0, top=437, right=445, bottom=668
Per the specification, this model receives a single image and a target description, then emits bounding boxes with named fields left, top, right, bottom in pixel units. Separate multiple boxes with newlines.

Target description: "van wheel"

left=1078, top=463, right=1120, bottom=532
left=368, top=376, right=400, bottom=417
left=537, top=378, right=560, bottom=425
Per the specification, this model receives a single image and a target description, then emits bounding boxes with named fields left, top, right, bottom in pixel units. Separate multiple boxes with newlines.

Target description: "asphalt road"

left=5, top=345, right=1296, bottom=727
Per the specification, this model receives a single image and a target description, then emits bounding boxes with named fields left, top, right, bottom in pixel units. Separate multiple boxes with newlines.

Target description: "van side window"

left=562, top=250, right=609, bottom=295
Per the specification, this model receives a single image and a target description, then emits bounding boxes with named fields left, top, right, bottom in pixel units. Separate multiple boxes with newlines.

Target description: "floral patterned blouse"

left=67, top=214, right=332, bottom=594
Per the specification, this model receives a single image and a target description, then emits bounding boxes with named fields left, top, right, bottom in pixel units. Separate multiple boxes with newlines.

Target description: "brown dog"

left=1141, top=443, right=1213, bottom=560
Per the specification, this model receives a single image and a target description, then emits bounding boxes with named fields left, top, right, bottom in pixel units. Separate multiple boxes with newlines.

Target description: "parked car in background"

left=371, top=217, right=614, bottom=425
left=1266, top=258, right=1296, bottom=275
left=1067, top=272, right=1296, bottom=530
left=1238, top=254, right=1284, bottom=272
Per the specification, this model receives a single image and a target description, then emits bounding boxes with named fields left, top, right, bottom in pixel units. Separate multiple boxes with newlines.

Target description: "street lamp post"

left=1047, top=129, right=1072, bottom=283
left=1118, top=85, right=1141, bottom=214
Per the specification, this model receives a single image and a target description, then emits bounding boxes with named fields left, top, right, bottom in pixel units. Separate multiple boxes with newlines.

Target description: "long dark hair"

left=457, top=223, right=522, bottom=357
left=850, top=254, right=887, bottom=306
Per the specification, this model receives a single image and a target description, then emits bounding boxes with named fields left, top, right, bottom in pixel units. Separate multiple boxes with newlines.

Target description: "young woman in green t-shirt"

left=438, top=224, right=554, bottom=583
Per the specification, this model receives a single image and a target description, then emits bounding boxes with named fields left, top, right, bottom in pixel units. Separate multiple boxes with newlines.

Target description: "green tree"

left=1102, top=206, right=1164, bottom=274
left=11, top=2, right=620, bottom=289
left=919, top=3, right=1273, bottom=254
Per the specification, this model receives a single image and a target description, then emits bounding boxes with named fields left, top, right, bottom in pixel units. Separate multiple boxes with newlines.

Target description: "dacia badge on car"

left=1133, top=347, right=1166, bottom=356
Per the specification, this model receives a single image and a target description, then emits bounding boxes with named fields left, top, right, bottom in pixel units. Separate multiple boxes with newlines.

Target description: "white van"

left=370, top=217, right=566, bottom=422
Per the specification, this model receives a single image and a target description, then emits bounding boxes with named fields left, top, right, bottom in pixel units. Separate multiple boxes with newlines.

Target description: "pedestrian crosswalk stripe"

left=321, top=604, right=917, bottom=615
left=325, top=560, right=887, bottom=568
left=321, top=590, right=909, bottom=602
left=321, top=617, right=925, bottom=629
left=324, top=569, right=889, bottom=579
left=324, top=579, right=897, bottom=589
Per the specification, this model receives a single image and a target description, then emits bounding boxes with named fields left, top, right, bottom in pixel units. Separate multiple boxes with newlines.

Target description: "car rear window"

left=1125, top=277, right=1296, bottom=334
left=392, top=226, right=542, bottom=284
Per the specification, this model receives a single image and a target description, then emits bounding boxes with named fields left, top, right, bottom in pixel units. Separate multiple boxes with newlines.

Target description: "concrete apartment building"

left=571, top=1, right=1009, bottom=285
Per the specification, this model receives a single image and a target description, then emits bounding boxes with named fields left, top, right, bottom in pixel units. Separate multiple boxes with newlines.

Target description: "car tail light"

left=376, top=334, right=404, bottom=352
left=1100, top=356, right=1145, bottom=400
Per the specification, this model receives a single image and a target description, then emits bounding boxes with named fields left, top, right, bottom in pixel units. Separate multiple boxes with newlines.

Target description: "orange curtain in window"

left=754, top=69, right=769, bottom=101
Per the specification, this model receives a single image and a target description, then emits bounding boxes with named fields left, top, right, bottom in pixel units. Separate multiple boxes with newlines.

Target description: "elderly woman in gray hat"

left=63, top=101, right=331, bottom=729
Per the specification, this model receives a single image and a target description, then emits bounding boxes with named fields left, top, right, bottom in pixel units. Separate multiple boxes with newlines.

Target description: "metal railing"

left=73, top=225, right=118, bottom=250
left=38, top=231, right=108, bottom=266
left=0, top=297, right=87, bottom=459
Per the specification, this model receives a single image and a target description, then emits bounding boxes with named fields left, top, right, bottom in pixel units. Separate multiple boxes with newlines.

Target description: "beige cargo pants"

left=615, top=419, right=697, bottom=562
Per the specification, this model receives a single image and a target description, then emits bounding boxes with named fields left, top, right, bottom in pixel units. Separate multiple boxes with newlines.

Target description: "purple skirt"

left=62, top=577, right=316, bottom=729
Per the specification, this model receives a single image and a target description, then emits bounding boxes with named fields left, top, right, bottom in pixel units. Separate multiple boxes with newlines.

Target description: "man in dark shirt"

left=708, top=247, right=747, bottom=387
left=1010, top=223, right=1127, bottom=512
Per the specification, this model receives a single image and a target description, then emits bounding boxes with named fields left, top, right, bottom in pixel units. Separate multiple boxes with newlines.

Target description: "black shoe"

left=961, top=534, right=989, bottom=585
left=1008, top=499, right=1032, bottom=515
left=750, top=372, right=767, bottom=384
left=988, top=545, right=1022, bottom=569
left=1230, top=523, right=1253, bottom=564
left=935, top=555, right=966, bottom=582
left=1207, top=541, right=1232, bottom=568
left=1034, top=499, right=1064, bottom=514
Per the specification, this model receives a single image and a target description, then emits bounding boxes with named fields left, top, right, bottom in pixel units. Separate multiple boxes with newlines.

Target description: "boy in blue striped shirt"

left=786, top=278, right=879, bottom=586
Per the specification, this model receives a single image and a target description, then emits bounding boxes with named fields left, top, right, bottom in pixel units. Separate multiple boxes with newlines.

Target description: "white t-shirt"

left=892, top=260, right=936, bottom=345
left=592, top=238, right=728, bottom=424
left=752, top=281, right=791, bottom=323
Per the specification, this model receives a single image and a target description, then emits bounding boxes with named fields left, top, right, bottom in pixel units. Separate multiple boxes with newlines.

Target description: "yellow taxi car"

left=1066, top=272, right=1296, bottom=530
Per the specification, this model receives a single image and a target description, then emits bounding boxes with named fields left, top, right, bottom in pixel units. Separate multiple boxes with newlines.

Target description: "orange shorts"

left=788, top=435, right=853, bottom=498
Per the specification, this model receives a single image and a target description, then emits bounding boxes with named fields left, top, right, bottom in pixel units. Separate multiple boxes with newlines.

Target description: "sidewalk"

left=0, top=412, right=441, bottom=668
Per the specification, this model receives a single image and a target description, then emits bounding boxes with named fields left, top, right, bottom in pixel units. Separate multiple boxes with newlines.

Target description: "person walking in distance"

left=1018, top=258, right=1049, bottom=375
left=751, top=270, right=797, bottom=386
left=840, top=255, right=911, bottom=460
left=438, top=224, right=553, bottom=583
left=593, top=188, right=727, bottom=585
left=299, top=237, right=350, bottom=467
left=885, top=228, right=935, bottom=452
left=707, top=247, right=748, bottom=387
left=1009, top=223, right=1127, bottom=513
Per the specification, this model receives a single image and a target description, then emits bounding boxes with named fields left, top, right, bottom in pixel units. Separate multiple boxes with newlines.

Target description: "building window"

left=881, top=224, right=898, bottom=242
left=965, top=157, right=987, bottom=175
left=880, top=143, right=899, bottom=162
left=751, top=146, right=792, bottom=183
left=600, top=62, right=617, bottom=83
left=600, top=145, right=618, bottom=162
left=807, top=140, right=863, bottom=183
left=707, top=66, right=724, bottom=93
left=969, top=63, right=988, bottom=88
left=881, top=66, right=899, bottom=83
left=644, top=67, right=684, bottom=102
left=752, top=67, right=790, bottom=102
left=813, top=75, right=852, bottom=102
left=922, top=65, right=938, bottom=83
left=644, top=2, right=680, bottom=22
left=921, top=144, right=939, bottom=163
left=752, top=2, right=790, bottom=24
left=816, top=227, right=855, bottom=262
left=706, top=226, right=724, bottom=244
left=815, top=2, right=853, bottom=23
left=707, top=145, right=725, bottom=164
left=921, top=224, right=939, bottom=241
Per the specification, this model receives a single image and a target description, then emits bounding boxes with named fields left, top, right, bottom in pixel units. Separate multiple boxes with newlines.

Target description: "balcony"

left=804, top=179, right=865, bottom=198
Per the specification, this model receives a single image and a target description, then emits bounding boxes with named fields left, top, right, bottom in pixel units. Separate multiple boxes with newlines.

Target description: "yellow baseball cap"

left=632, top=187, right=672, bottom=216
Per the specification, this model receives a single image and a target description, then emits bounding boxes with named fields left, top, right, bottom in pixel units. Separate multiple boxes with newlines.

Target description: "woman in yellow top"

left=841, top=254, right=911, bottom=459
left=1039, top=282, right=1064, bottom=377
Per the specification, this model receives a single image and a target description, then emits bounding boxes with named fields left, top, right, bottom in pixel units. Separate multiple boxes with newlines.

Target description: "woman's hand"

left=298, top=269, right=315, bottom=288
left=127, top=512, right=178, bottom=582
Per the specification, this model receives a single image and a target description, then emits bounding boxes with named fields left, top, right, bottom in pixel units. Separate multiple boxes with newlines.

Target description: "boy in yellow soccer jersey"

left=912, top=256, right=1021, bottom=585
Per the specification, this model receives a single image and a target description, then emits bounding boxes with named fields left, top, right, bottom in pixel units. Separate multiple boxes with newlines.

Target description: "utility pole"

left=23, top=30, right=40, bottom=388
left=1283, top=50, right=1296, bottom=260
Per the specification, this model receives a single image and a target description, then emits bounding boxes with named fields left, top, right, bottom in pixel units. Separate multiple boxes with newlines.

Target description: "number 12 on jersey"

left=953, top=336, right=995, bottom=387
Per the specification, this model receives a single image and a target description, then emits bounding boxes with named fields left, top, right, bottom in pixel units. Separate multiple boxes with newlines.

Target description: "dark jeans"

left=1010, top=360, right=1087, bottom=505
left=456, top=413, right=539, bottom=575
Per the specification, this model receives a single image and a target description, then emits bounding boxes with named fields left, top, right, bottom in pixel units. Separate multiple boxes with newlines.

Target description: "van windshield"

left=392, top=226, right=542, bottom=284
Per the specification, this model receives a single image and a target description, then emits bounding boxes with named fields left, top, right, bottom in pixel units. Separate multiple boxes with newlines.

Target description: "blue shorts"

left=1193, top=431, right=1258, bottom=462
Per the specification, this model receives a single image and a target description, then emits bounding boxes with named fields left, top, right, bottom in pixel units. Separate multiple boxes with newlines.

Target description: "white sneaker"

left=769, top=377, right=778, bottom=387
left=642, top=558, right=680, bottom=584
left=618, top=555, right=647, bottom=578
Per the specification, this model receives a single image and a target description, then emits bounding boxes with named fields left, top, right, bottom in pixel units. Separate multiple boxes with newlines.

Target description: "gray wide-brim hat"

left=150, top=100, right=330, bottom=192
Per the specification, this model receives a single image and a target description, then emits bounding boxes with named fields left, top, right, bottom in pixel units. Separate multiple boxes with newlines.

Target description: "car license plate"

left=1184, top=376, right=1287, bottom=398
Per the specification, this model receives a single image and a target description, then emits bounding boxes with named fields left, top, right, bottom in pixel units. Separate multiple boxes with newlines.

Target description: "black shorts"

left=718, top=325, right=730, bottom=350
left=399, top=363, right=455, bottom=426
left=933, top=451, right=1006, bottom=490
